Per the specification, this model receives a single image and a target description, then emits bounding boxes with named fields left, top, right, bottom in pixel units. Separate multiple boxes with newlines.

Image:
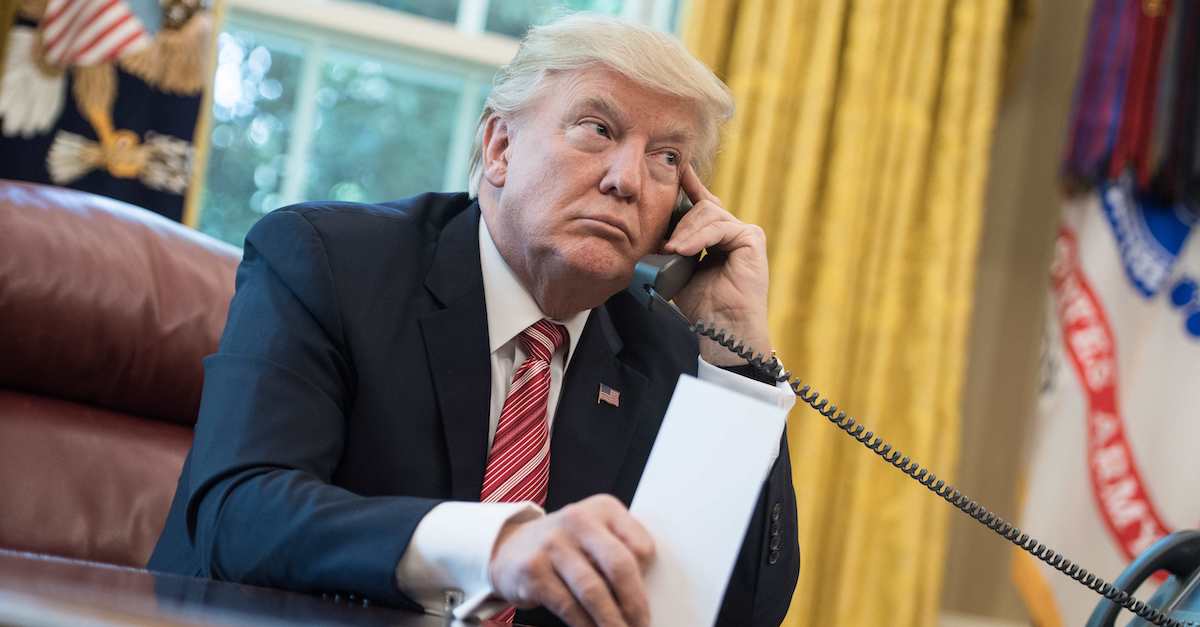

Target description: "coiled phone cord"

left=655, top=293, right=1195, bottom=627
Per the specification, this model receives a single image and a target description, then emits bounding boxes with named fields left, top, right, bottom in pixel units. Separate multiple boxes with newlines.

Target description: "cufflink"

left=442, top=589, right=464, bottom=616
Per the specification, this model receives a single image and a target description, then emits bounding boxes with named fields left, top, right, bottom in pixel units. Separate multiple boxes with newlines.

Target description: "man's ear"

left=481, top=114, right=512, bottom=188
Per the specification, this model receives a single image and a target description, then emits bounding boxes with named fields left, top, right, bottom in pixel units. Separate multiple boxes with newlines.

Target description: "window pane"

left=304, top=53, right=461, bottom=203
left=455, top=82, right=491, bottom=190
left=198, top=30, right=304, bottom=247
left=348, top=0, right=457, bottom=24
left=485, top=0, right=624, bottom=38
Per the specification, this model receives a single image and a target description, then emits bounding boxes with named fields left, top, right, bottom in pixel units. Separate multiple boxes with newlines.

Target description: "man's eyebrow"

left=570, top=96, right=698, bottom=146
left=656, top=124, right=698, bottom=147
left=570, top=96, right=631, bottom=129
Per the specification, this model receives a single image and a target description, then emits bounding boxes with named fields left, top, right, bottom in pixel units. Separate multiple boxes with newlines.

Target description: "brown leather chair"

left=0, top=180, right=240, bottom=568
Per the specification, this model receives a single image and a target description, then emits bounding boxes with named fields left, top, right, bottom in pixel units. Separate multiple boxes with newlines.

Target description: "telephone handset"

left=627, top=202, right=1196, bottom=626
left=628, top=198, right=698, bottom=309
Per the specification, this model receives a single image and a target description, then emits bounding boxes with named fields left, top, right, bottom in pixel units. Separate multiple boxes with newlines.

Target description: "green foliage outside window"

left=304, top=55, right=460, bottom=204
left=198, top=31, right=303, bottom=247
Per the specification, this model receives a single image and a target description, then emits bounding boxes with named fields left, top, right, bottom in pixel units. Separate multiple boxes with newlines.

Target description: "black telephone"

left=628, top=203, right=1200, bottom=627
left=628, top=198, right=698, bottom=309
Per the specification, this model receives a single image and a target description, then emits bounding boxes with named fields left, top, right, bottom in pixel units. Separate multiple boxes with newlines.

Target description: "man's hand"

left=665, top=165, right=772, bottom=366
left=488, top=494, right=655, bottom=627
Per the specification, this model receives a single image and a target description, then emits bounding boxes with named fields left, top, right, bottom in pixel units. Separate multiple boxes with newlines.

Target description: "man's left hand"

left=663, top=165, right=772, bottom=366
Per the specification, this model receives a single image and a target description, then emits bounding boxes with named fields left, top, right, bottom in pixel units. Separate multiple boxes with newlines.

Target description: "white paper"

left=630, top=374, right=788, bottom=627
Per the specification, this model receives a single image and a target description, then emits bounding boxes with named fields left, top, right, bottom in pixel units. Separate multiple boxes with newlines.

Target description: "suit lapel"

left=418, top=207, right=659, bottom=506
left=546, top=305, right=649, bottom=511
left=418, top=205, right=492, bottom=501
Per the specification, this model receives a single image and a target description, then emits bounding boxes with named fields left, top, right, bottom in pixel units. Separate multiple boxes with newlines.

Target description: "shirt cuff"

left=394, top=501, right=543, bottom=619
left=696, top=356, right=796, bottom=412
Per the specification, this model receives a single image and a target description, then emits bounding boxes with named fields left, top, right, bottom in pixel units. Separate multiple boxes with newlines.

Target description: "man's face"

left=480, top=68, right=700, bottom=309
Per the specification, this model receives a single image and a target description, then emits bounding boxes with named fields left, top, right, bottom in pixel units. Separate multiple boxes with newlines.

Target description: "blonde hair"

left=467, top=13, right=734, bottom=197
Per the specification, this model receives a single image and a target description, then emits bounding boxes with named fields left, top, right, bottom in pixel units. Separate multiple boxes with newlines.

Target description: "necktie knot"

left=518, top=319, right=568, bottom=363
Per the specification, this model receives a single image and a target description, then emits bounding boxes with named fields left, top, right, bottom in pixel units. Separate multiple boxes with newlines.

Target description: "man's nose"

left=599, top=143, right=642, bottom=202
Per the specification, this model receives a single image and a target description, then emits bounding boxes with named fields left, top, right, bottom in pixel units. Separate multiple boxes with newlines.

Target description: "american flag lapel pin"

left=597, top=383, right=620, bottom=407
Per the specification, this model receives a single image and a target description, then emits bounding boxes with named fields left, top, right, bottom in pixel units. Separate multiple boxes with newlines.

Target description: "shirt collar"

left=478, top=218, right=590, bottom=363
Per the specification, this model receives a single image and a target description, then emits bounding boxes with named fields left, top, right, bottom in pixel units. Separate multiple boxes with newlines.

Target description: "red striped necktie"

left=481, top=319, right=567, bottom=623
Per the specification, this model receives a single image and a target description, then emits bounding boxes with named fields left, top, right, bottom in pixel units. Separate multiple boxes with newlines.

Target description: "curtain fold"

left=684, top=1, right=1010, bottom=624
left=0, top=0, right=17, bottom=83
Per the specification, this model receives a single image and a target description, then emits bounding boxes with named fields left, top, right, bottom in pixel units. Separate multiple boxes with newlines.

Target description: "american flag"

left=597, top=383, right=620, bottom=407
left=40, top=0, right=152, bottom=68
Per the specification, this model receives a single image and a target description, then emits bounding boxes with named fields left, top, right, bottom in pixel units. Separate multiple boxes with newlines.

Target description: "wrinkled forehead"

left=540, top=68, right=703, bottom=148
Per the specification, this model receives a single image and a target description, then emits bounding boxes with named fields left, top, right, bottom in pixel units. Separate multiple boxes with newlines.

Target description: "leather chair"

left=0, top=180, right=240, bottom=568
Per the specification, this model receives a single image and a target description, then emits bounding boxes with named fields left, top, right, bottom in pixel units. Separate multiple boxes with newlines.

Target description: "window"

left=196, top=0, right=682, bottom=247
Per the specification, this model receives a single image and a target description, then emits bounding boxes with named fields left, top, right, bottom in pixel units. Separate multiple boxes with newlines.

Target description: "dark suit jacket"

left=149, top=193, right=799, bottom=626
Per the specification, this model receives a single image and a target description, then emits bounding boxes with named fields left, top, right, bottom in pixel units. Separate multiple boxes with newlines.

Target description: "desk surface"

left=0, top=549, right=488, bottom=626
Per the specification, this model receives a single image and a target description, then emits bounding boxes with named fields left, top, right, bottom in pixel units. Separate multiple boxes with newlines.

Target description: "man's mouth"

left=576, top=215, right=632, bottom=242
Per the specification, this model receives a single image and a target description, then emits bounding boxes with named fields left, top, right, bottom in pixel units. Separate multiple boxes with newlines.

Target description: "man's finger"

left=680, top=163, right=720, bottom=206
left=665, top=200, right=736, bottom=253
left=530, top=565, right=600, bottom=627
left=520, top=552, right=600, bottom=624
left=551, top=549, right=628, bottom=627
left=606, top=514, right=656, bottom=569
left=669, top=219, right=756, bottom=257
left=577, top=527, right=650, bottom=627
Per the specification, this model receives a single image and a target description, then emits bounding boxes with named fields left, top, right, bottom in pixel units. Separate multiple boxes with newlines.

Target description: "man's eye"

left=654, top=151, right=680, bottom=167
left=583, top=120, right=614, bottom=136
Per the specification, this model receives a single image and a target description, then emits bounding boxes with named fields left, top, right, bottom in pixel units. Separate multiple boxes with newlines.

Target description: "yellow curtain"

left=684, top=1, right=1010, bottom=625
left=0, top=0, right=18, bottom=83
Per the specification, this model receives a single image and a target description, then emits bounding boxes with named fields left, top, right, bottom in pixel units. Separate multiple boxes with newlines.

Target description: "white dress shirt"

left=394, top=218, right=795, bottom=618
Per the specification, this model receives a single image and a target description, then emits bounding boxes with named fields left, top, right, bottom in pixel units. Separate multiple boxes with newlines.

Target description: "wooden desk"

left=0, top=549, right=481, bottom=626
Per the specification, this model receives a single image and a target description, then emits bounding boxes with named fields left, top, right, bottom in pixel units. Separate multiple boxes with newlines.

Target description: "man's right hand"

left=487, top=494, right=655, bottom=627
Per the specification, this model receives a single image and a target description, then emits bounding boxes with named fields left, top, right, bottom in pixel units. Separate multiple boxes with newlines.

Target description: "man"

left=150, top=13, right=799, bottom=627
